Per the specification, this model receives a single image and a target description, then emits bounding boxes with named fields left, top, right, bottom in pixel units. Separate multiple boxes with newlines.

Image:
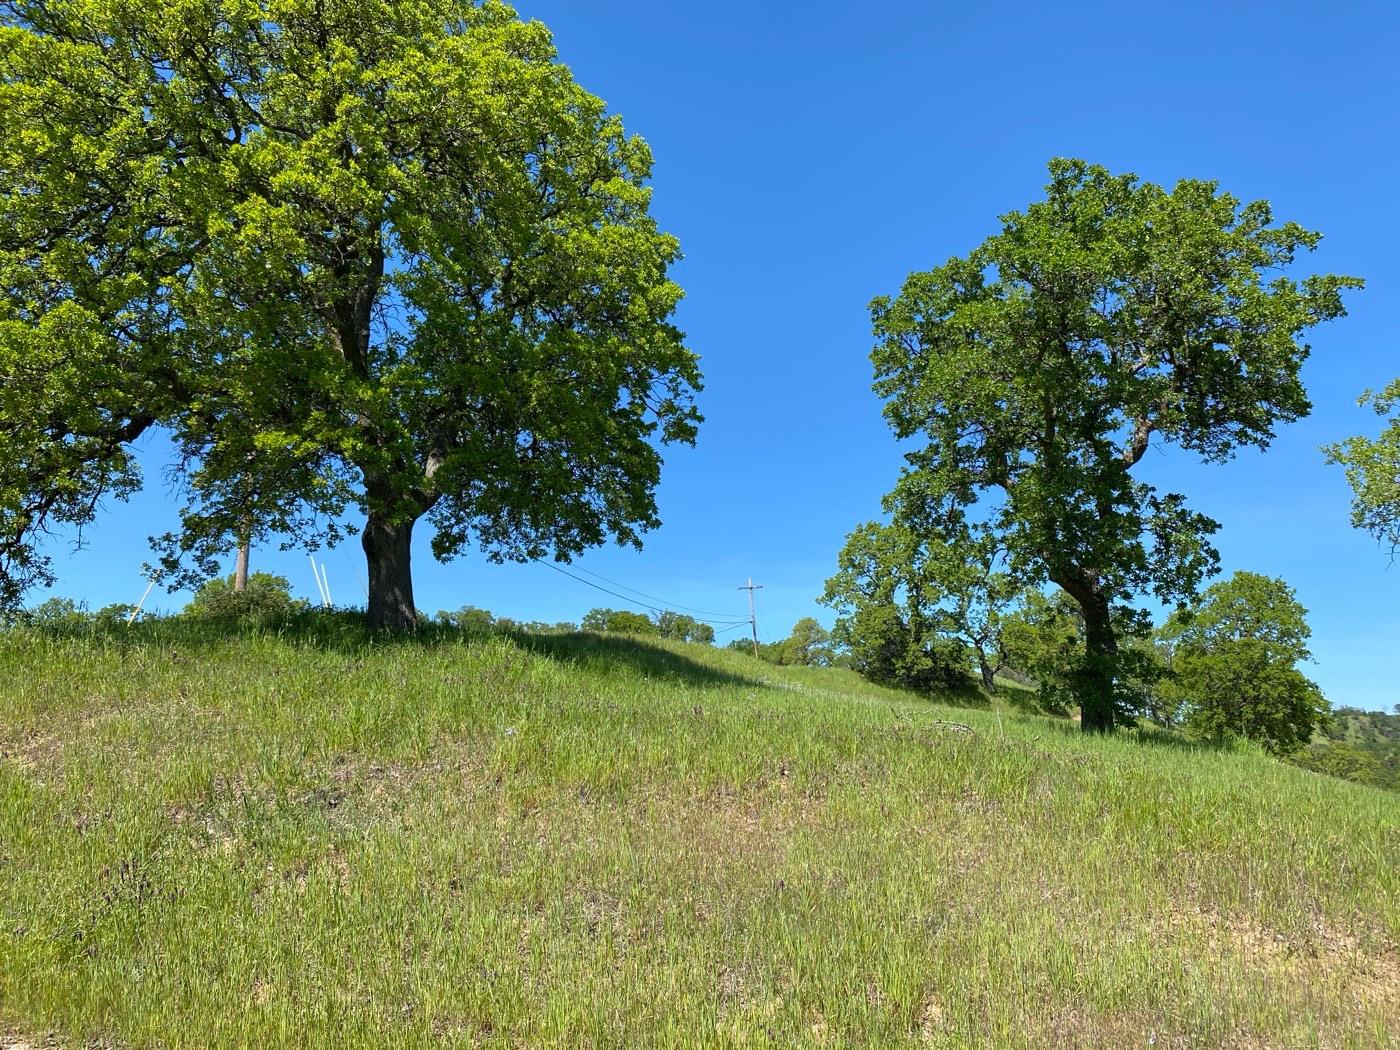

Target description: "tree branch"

left=1121, top=415, right=1155, bottom=467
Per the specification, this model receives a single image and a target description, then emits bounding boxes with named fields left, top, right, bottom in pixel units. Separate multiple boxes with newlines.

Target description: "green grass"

left=1, top=617, right=1397, bottom=1048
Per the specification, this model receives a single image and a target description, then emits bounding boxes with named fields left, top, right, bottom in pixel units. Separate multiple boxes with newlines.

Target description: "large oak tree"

left=0, top=0, right=700, bottom=627
left=864, top=160, right=1358, bottom=731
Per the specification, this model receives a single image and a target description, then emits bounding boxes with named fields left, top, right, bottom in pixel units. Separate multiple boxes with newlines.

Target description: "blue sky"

left=36, top=0, right=1400, bottom=710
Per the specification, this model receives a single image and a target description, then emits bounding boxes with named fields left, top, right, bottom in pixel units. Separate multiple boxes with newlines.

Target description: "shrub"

left=185, top=573, right=307, bottom=620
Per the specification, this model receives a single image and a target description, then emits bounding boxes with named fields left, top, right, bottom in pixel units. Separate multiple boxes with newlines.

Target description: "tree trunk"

left=1077, top=594, right=1118, bottom=733
left=363, top=512, right=417, bottom=630
left=233, top=534, right=250, bottom=593
left=977, top=646, right=998, bottom=694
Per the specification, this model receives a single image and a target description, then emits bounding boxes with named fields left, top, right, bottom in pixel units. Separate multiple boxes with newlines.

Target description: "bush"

left=2, top=598, right=150, bottom=632
left=185, top=573, right=307, bottom=620
left=433, top=606, right=498, bottom=631
left=22, top=596, right=91, bottom=629
left=3, top=596, right=91, bottom=631
left=581, top=608, right=659, bottom=636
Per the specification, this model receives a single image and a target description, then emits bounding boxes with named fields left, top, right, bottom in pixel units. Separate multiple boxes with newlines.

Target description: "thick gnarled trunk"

left=363, top=512, right=417, bottom=630
left=1053, top=568, right=1119, bottom=733
left=1076, top=593, right=1118, bottom=733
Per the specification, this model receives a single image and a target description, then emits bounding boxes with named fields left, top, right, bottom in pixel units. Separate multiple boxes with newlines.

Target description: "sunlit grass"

left=1, top=616, right=1397, bottom=1047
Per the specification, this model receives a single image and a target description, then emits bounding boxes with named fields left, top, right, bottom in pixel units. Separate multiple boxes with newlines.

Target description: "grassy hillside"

left=1, top=618, right=1397, bottom=1048
left=1293, top=708, right=1400, bottom=792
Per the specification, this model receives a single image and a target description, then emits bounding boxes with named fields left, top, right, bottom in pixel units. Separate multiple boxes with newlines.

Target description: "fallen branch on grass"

left=926, top=720, right=975, bottom=735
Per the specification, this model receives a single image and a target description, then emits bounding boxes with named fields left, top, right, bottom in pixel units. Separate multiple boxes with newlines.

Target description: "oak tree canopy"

left=0, top=0, right=700, bottom=627
left=862, top=160, right=1358, bottom=730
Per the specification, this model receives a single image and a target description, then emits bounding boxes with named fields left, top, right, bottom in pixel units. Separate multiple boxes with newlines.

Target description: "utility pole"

left=738, top=577, right=764, bottom=657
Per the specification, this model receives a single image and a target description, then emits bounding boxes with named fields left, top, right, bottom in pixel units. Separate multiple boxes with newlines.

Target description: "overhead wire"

left=712, top=621, right=751, bottom=638
left=542, top=559, right=746, bottom=619
left=533, top=560, right=749, bottom=627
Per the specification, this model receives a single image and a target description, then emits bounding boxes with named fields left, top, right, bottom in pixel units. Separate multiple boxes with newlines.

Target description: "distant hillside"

left=1, top=617, right=1397, bottom=1048
left=1293, top=706, right=1400, bottom=791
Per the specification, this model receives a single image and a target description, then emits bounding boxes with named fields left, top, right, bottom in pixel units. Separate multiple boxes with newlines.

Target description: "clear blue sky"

left=36, top=0, right=1400, bottom=710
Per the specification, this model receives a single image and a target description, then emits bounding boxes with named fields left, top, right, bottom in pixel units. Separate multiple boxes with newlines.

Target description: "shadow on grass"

left=14, top=609, right=762, bottom=691
left=932, top=678, right=1068, bottom=719
left=1126, top=724, right=1235, bottom=753
left=502, top=628, right=760, bottom=690
left=930, top=679, right=991, bottom=710
left=1034, top=716, right=1233, bottom=753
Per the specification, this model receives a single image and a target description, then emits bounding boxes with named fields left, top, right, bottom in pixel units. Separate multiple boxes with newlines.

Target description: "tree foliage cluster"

left=0, top=0, right=699, bottom=629
left=820, top=521, right=1019, bottom=693
left=581, top=607, right=715, bottom=644
left=840, top=159, right=1359, bottom=732
left=725, top=617, right=838, bottom=667
left=1155, top=572, right=1328, bottom=754
left=1325, top=380, right=1400, bottom=553
left=988, top=572, right=1329, bottom=754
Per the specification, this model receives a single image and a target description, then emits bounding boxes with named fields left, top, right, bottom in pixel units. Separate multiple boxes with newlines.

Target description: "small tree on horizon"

left=776, top=617, right=835, bottom=667
left=655, top=611, right=715, bottom=645
left=185, top=572, right=307, bottom=621
left=1158, top=571, right=1328, bottom=754
left=823, top=518, right=1023, bottom=692
left=821, top=521, right=970, bottom=692
left=581, top=608, right=658, bottom=636
left=730, top=618, right=839, bottom=667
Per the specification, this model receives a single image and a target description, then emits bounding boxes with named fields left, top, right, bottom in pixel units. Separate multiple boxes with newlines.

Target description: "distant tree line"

left=3, top=583, right=734, bottom=645
left=433, top=606, right=578, bottom=636
left=1, top=570, right=307, bottom=629
left=579, top=608, right=715, bottom=645
left=724, top=618, right=841, bottom=667
left=433, top=604, right=721, bottom=645
left=1292, top=707, right=1400, bottom=791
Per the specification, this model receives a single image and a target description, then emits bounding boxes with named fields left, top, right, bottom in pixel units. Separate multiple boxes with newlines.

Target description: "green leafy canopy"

left=0, top=0, right=700, bottom=620
left=1324, top=377, right=1400, bottom=553
left=1160, top=571, right=1327, bottom=755
left=822, top=517, right=1022, bottom=693
left=864, top=159, right=1360, bottom=728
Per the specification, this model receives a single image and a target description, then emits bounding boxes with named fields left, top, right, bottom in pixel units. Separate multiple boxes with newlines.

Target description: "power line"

left=533, top=560, right=749, bottom=627
left=547, top=560, right=744, bottom=619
